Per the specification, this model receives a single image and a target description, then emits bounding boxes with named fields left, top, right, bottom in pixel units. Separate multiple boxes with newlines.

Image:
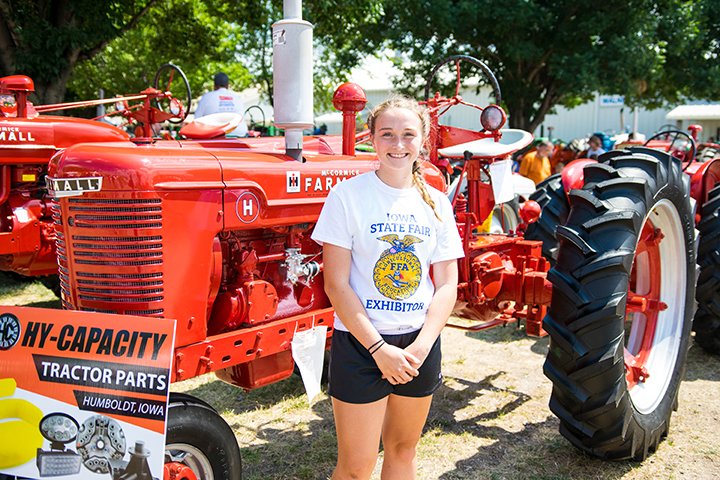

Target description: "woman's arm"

left=405, top=258, right=458, bottom=364
left=323, top=243, right=421, bottom=384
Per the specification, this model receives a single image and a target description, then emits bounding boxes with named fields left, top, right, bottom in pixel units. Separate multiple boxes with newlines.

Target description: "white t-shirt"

left=194, top=88, right=248, bottom=137
left=587, top=146, right=606, bottom=159
left=311, top=171, right=464, bottom=334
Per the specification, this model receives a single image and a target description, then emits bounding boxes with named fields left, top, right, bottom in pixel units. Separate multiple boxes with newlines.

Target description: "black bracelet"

left=369, top=340, right=385, bottom=355
left=367, top=338, right=384, bottom=351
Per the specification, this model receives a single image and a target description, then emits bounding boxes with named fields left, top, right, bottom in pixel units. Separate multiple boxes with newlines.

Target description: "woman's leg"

left=379, top=394, right=433, bottom=480
left=332, top=396, right=389, bottom=480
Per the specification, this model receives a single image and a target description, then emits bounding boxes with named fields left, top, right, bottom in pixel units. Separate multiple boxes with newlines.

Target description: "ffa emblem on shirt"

left=373, top=234, right=422, bottom=300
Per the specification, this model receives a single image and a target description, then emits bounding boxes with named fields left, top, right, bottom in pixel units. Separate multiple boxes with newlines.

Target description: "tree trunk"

left=506, top=90, right=563, bottom=135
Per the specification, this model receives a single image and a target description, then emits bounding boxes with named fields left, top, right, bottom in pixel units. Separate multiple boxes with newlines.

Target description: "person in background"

left=312, top=96, right=463, bottom=480
left=313, top=124, right=328, bottom=135
left=519, top=140, right=553, bottom=185
left=586, top=135, right=606, bottom=159
left=194, top=72, right=249, bottom=137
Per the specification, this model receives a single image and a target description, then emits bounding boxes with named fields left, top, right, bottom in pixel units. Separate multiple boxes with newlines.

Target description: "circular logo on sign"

left=235, top=192, right=260, bottom=223
left=373, top=234, right=422, bottom=300
left=0, top=313, right=21, bottom=350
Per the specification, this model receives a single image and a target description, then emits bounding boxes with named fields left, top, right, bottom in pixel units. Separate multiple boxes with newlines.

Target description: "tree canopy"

left=2, top=0, right=717, bottom=128
left=67, top=0, right=251, bottom=110
left=354, top=0, right=720, bottom=131
left=70, top=0, right=384, bottom=114
left=0, top=0, right=157, bottom=104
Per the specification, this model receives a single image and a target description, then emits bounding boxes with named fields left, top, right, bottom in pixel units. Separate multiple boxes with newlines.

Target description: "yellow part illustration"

left=0, top=397, right=44, bottom=469
left=0, top=377, right=16, bottom=397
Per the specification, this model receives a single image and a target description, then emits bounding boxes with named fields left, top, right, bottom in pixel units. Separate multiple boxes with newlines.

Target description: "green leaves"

left=68, top=0, right=251, bottom=105
left=354, top=0, right=720, bottom=131
left=5, top=0, right=715, bottom=125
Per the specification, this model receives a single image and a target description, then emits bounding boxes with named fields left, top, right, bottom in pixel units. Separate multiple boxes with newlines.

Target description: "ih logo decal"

left=236, top=192, right=260, bottom=223
left=287, top=171, right=300, bottom=193
left=373, top=234, right=422, bottom=300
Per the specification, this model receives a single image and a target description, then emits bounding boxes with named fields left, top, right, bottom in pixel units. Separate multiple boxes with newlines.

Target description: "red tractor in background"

left=0, top=64, right=192, bottom=292
left=524, top=124, right=720, bottom=355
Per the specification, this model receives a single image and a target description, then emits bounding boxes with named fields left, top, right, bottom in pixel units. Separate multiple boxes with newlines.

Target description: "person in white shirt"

left=193, top=72, right=248, bottom=137
left=586, top=134, right=606, bottom=159
left=312, top=96, right=463, bottom=480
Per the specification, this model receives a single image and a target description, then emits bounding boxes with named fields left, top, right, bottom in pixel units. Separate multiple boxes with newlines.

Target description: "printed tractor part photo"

left=76, top=414, right=158, bottom=480
left=0, top=378, right=44, bottom=470
left=77, top=414, right=126, bottom=474
left=37, top=412, right=82, bottom=476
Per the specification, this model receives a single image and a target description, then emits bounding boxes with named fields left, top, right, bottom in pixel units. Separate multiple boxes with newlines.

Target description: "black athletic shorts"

left=328, top=329, right=443, bottom=404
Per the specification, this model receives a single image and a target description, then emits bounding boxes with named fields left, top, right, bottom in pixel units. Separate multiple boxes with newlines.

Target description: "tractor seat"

left=439, top=129, right=534, bottom=158
left=179, top=112, right=244, bottom=139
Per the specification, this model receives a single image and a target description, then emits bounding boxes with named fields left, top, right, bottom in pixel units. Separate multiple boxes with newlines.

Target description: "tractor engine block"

left=207, top=225, right=328, bottom=336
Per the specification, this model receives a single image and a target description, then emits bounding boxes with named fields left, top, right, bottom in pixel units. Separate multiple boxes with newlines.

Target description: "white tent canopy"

left=666, top=105, right=720, bottom=120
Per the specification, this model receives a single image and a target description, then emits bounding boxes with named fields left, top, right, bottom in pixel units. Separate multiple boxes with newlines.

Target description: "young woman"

left=311, top=97, right=464, bottom=479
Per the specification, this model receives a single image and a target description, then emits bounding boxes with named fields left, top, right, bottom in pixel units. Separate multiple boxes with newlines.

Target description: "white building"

left=666, top=104, right=720, bottom=143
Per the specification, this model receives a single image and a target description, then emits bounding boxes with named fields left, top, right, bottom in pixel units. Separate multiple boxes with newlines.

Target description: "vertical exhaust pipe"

left=272, top=0, right=314, bottom=161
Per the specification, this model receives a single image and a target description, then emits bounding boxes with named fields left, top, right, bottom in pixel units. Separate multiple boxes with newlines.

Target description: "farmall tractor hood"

left=1, top=117, right=129, bottom=165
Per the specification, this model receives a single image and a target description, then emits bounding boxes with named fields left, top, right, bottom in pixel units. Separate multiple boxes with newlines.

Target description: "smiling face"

left=371, top=107, right=425, bottom=173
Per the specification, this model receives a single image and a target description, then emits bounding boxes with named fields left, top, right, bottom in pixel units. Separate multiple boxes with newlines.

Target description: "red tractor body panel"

left=0, top=115, right=131, bottom=275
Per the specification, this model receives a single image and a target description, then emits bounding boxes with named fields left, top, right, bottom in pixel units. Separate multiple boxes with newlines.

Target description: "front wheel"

left=543, top=147, right=695, bottom=460
left=165, top=393, right=242, bottom=479
left=489, top=197, right=520, bottom=234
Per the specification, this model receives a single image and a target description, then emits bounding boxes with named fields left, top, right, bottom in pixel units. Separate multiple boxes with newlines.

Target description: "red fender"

left=687, top=157, right=720, bottom=223
left=561, top=159, right=597, bottom=193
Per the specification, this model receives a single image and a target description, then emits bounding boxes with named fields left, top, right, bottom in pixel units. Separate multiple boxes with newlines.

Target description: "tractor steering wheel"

left=153, top=63, right=192, bottom=124
left=644, top=129, right=697, bottom=169
left=424, top=55, right=501, bottom=106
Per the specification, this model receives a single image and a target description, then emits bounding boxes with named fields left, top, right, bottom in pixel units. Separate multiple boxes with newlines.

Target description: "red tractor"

left=525, top=125, right=720, bottom=355
left=0, top=64, right=192, bottom=292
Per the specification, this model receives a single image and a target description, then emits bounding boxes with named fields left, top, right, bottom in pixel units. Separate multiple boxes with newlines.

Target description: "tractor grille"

left=55, top=197, right=165, bottom=317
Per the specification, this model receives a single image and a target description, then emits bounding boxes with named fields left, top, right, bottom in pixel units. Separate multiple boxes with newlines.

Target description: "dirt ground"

left=172, top=323, right=720, bottom=480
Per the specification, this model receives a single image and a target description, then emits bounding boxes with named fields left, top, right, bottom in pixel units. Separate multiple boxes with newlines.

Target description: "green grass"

left=0, top=273, right=60, bottom=307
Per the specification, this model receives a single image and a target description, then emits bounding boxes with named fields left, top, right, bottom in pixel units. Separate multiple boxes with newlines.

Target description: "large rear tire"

left=524, top=173, right=569, bottom=264
left=694, top=182, right=720, bottom=354
left=543, top=147, right=695, bottom=460
left=165, top=393, right=242, bottom=480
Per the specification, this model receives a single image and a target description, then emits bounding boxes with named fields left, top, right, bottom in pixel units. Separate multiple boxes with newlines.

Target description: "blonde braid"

left=412, top=160, right=441, bottom=221
left=368, top=95, right=441, bottom=220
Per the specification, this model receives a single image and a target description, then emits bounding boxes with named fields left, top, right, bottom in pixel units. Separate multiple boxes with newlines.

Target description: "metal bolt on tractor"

left=4, top=3, right=713, bottom=479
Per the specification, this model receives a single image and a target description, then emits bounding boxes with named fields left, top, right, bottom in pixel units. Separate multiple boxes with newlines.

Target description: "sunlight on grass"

left=0, top=275, right=59, bottom=307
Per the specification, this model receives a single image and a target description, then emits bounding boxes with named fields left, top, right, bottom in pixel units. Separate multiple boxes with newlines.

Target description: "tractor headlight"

left=480, top=105, right=506, bottom=131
